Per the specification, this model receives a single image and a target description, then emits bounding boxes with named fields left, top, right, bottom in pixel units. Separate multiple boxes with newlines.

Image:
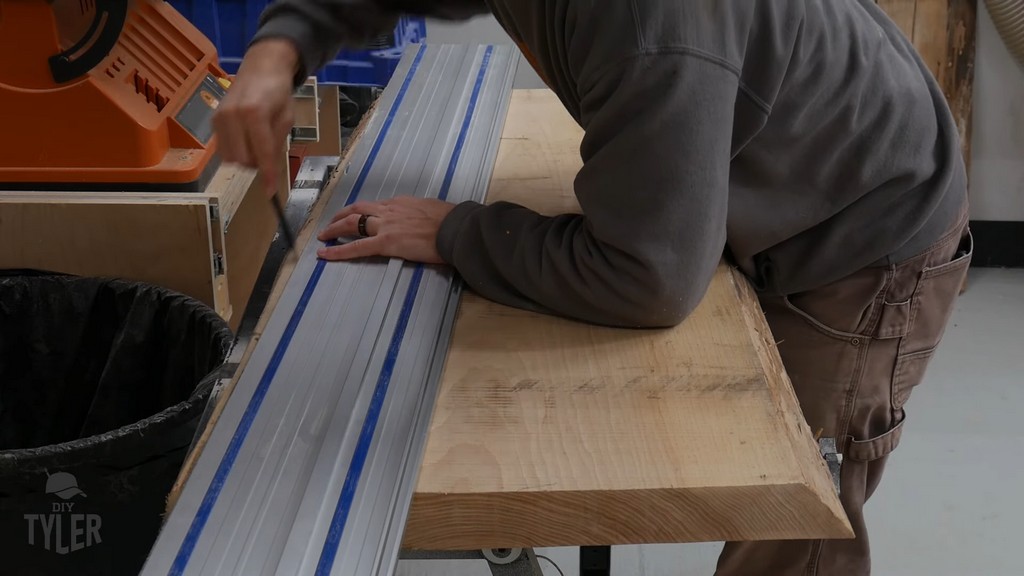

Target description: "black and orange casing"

left=0, top=0, right=228, bottom=191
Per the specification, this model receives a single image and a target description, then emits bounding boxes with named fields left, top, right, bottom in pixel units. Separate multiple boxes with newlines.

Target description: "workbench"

left=169, top=88, right=852, bottom=574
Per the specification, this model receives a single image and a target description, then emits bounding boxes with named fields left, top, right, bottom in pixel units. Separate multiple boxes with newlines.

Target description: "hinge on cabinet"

left=212, top=252, right=225, bottom=276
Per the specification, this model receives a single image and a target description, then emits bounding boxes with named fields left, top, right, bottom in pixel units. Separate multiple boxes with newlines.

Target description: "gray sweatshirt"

left=254, top=0, right=967, bottom=328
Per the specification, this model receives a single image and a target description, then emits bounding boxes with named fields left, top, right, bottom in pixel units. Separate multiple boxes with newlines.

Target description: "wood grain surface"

left=401, top=90, right=852, bottom=550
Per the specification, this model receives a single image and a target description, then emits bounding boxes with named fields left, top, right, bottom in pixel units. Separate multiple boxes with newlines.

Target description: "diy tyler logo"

left=24, top=472, right=102, bottom=554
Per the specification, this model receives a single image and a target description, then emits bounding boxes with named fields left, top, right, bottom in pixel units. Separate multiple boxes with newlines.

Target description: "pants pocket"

left=891, top=231, right=973, bottom=409
left=847, top=409, right=906, bottom=462
left=892, top=347, right=938, bottom=407
left=779, top=268, right=889, bottom=342
left=780, top=294, right=865, bottom=342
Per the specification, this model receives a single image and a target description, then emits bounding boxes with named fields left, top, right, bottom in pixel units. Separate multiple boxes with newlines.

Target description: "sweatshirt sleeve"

left=250, top=0, right=489, bottom=87
left=436, top=53, right=738, bottom=328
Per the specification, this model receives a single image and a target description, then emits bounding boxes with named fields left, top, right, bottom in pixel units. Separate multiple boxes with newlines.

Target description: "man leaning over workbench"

left=212, top=1, right=973, bottom=575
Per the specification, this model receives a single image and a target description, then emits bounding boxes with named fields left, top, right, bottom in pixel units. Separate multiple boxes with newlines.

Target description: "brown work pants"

left=716, top=208, right=973, bottom=576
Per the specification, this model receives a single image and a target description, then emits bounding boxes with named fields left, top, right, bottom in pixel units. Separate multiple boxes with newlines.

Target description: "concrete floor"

left=397, top=267, right=1024, bottom=576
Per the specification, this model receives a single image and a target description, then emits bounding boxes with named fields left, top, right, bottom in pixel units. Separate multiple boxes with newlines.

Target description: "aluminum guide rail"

left=141, top=43, right=518, bottom=576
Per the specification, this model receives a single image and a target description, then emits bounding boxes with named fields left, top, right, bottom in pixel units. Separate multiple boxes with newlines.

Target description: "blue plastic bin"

left=166, top=0, right=426, bottom=87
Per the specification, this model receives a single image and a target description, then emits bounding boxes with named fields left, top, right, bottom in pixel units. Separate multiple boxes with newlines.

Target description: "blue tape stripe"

left=313, top=45, right=495, bottom=575
left=345, top=45, right=428, bottom=207
left=438, top=47, right=493, bottom=201
left=167, top=44, right=427, bottom=576
left=313, top=264, right=425, bottom=576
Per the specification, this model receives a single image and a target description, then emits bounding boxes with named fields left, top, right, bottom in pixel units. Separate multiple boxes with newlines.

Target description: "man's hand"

left=316, top=197, right=457, bottom=264
left=212, top=38, right=300, bottom=197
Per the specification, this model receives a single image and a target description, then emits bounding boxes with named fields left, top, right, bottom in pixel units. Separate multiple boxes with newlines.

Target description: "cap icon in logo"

left=45, top=472, right=86, bottom=500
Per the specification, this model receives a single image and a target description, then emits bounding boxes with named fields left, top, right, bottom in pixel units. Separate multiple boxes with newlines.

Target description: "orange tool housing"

left=0, top=0, right=228, bottom=191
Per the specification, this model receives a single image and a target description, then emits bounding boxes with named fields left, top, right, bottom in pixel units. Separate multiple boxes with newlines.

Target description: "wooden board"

left=400, top=90, right=852, bottom=550
left=878, top=0, right=919, bottom=36
left=223, top=171, right=289, bottom=331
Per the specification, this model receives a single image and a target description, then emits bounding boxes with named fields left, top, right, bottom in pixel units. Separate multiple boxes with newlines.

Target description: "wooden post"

left=877, top=0, right=978, bottom=165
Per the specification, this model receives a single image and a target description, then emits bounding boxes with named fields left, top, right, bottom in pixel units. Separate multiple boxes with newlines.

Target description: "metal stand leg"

left=580, top=546, right=611, bottom=576
left=398, top=548, right=544, bottom=575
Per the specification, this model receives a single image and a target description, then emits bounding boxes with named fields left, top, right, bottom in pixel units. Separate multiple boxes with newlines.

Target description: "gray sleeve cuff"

left=249, top=14, right=320, bottom=88
left=436, top=200, right=485, bottom=264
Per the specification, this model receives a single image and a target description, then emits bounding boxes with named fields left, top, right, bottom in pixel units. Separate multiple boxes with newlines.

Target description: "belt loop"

left=862, top=265, right=898, bottom=338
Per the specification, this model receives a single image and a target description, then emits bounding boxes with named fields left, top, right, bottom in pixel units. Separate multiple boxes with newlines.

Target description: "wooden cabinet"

left=0, top=163, right=286, bottom=332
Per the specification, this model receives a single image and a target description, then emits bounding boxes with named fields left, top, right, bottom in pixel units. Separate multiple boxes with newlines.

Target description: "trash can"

left=0, top=274, right=233, bottom=576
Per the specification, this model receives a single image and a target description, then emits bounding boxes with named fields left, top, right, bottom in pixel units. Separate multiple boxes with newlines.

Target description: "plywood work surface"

left=402, top=90, right=852, bottom=549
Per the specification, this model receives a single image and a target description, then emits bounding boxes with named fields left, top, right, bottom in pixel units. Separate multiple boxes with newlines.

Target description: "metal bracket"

left=581, top=546, right=611, bottom=576
left=294, top=82, right=317, bottom=99
left=399, top=548, right=543, bottom=576
left=212, top=252, right=225, bottom=276
left=207, top=203, right=226, bottom=278
left=290, top=126, right=319, bottom=142
left=291, top=78, right=321, bottom=143
left=818, top=437, right=843, bottom=495
left=482, top=548, right=523, bottom=565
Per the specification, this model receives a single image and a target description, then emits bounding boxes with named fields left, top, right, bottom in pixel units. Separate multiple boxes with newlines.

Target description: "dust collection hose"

left=984, top=0, right=1024, bottom=68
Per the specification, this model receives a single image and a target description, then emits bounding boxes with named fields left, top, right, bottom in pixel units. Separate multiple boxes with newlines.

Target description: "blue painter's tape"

left=313, top=44, right=495, bottom=576
left=438, top=46, right=494, bottom=201
left=313, top=263, right=425, bottom=576
left=166, top=43, right=428, bottom=576
left=345, top=44, right=429, bottom=207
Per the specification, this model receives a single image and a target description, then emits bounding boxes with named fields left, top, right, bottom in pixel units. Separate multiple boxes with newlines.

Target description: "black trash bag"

left=0, top=275, right=232, bottom=576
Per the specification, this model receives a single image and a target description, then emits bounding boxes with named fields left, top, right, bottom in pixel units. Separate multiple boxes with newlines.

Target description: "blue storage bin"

left=166, top=0, right=426, bottom=87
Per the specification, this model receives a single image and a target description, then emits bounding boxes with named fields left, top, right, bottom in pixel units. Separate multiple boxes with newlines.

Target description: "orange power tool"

left=0, top=0, right=228, bottom=192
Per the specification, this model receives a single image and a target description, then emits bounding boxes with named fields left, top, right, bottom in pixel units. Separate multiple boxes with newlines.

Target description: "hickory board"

left=401, top=89, right=852, bottom=550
